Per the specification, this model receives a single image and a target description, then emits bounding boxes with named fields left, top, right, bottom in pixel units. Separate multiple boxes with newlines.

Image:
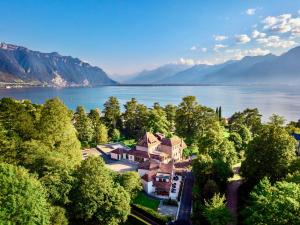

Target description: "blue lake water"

left=0, top=85, right=299, bottom=122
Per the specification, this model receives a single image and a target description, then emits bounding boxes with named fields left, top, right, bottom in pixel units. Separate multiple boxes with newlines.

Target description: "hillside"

left=0, top=43, right=116, bottom=87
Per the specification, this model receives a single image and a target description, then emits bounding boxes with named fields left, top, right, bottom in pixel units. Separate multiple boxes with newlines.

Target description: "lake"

left=0, top=85, right=299, bottom=122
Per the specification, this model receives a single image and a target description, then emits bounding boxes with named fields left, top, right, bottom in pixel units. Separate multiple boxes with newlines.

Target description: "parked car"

left=173, top=176, right=179, bottom=181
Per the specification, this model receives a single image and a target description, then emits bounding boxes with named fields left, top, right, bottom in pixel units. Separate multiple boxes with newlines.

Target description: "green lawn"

left=132, top=191, right=160, bottom=210
left=122, top=214, right=150, bottom=225
left=121, top=139, right=137, bottom=148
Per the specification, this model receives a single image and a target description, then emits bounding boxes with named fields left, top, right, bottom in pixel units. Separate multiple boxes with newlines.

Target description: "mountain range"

left=0, top=43, right=116, bottom=87
left=123, top=46, right=300, bottom=85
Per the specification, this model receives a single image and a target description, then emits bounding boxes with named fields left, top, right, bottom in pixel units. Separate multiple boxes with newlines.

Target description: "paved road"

left=226, top=167, right=243, bottom=225
left=176, top=172, right=194, bottom=225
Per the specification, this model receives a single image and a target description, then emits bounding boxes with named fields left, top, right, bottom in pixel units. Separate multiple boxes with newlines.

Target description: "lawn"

left=132, top=191, right=160, bottom=210
left=121, top=139, right=137, bottom=148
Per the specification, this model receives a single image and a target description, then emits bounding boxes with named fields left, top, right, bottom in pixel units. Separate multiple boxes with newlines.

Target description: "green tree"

left=103, top=96, right=121, bottom=134
left=268, top=114, right=286, bottom=126
left=164, top=104, right=177, bottom=131
left=147, top=108, right=170, bottom=135
left=0, top=162, right=50, bottom=225
left=241, top=125, right=297, bottom=183
left=95, top=123, right=108, bottom=144
left=229, top=108, right=262, bottom=135
left=118, top=171, right=142, bottom=199
left=70, top=157, right=130, bottom=225
left=243, top=178, right=300, bottom=225
left=111, top=128, right=121, bottom=142
left=202, top=194, right=232, bottom=225
left=50, top=206, right=68, bottom=225
left=38, top=98, right=82, bottom=170
left=88, top=108, right=101, bottom=129
left=74, top=106, right=94, bottom=145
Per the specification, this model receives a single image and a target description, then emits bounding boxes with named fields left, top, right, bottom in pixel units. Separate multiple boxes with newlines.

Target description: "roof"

left=128, top=148, right=150, bottom=159
left=137, top=132, right=160, bottom=147
left=110, top=148, right=129, bottom=155
left=141, top=171, right=156, bottom=182
left=158, top=161, right=174, bottom=174
left=161, top=135, right=187, bottom=148
left=292, top=133, right=300, bottom=141
left=138, top=159, right=159, bottom=170
left=153, top=180, right=172, bottom=192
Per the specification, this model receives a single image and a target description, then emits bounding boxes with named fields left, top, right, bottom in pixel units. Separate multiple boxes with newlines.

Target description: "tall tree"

left=164, top=104, right=177, bottom=131
left=241, top=124, right=297, bottom=183
left=74, top=106, right=94, bottom=145
left=243, top=178, right=300, bottom=225
left=0, top=162, right=50, bottom=225
left=38, top=98, right=82, bottom=169
left=103, top=96, right=121, bottom=134
left=88, top=108, right=101, bottom=129
left=94, top=123, right=108, bottom=144
left=70, top=157, right=130, bottom=225
left=268, top=114, right=286, bottom=127
left=147, top=108, right=170, bottom=135
left=118, top=171, right=142, bottom=199
left=202, top=194, right=233, bottom=225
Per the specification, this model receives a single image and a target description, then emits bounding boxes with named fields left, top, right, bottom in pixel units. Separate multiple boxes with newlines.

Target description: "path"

left=176, top=172, right=194, bottom=225
left=226, top=167, right=243, bottom=225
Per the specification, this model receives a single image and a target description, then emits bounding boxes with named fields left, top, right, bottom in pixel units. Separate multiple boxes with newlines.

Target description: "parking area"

left=105, top=160, right=138, bottom=172
left=82, top=148, right=101, bottom=160
left=169, top=175, right=182, bottom=200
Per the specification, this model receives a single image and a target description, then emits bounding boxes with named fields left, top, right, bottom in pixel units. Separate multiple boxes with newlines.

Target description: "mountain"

left=0, top=43, right=116, bottom=87
left=200, top=54, right=277, bottom=84
left=160, top=61, right=236, bottom=84
left=125, top=64, right=191, bottom=84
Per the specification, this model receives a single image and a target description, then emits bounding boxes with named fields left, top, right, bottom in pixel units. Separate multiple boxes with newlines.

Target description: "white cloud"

left=235, top=34, right=251, bottom=44
left=246, top=8, right=256, bottom=15
left=214, top=44, right=227, bottom=52
left=257, top=35, right=297, bottom=48
left=252, top=30, right=266, bottom=38
left=201, top=47, right=208, bottom=52
left=226, top=48, right=271, bottom=60
left=190, top=46, right=197, bottom=51
left=262, top=13, right=300, bottom=34
left=177, top=58, right=213, bottom=66
left=213, top=35, right=228, bottom=41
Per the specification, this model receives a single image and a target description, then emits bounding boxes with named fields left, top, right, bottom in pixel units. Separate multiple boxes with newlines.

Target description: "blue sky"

left=1, top=0, right=300, bottom=75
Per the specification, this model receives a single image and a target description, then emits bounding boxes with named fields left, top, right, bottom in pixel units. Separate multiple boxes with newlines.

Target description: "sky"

left=1, top=0, right=300, bottom=75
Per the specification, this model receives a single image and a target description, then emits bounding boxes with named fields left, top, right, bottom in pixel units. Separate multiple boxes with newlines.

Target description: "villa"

left=109, top=132, right=187, bottom=198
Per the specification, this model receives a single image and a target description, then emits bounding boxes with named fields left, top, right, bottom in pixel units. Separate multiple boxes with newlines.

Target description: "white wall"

left=138, top=169, right=148, bottom=177
left=110, top=153, right=118, bottom=160
left=142, top=180, right=154, bottom=194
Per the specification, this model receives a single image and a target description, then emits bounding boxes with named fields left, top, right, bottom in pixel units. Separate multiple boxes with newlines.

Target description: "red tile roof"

left=141, top=171, right=156, bottom=182
left=161, top=135, right=187, bottom=148
left=158, top=161, right=174, bottom=174
left=110, top=148, right=128, bottom=154
left=153, top=180, right=172, bottom=192
left=128, top=148, right=150, bottom=159
left=138, top=159, right=159, bottom=170
left=137, top=132, right=160, bottom=147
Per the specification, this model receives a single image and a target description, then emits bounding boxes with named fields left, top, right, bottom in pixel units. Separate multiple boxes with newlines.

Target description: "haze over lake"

left=0, top=85, right=299, bottom=122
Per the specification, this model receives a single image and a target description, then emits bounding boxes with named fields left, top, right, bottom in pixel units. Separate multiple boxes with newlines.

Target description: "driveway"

left=176, top=172, right=194, bottom=225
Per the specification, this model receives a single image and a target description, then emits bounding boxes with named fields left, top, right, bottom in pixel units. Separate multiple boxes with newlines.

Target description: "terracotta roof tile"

left=137, top=132, right=160, bottom=147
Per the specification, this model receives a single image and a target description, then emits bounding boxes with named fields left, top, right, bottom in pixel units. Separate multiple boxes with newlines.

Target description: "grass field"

left=132, top=191, right=160, bottom=210
left=121, top=139, right=137, bottom=148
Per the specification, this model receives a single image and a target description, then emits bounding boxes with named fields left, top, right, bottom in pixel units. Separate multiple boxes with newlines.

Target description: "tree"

left=70, top=157, right=130, bottom=225
left=118, top=171, right=142, bottom=199
left=203, top=179, right=220, bottom=200
left=88, top=108, right=101, bottom=129
left=243, top=178, right=300, bottom=225
left=0, top=162, right=50, bottom=225
left=147, top=108, right=170, bottom=135
left=241, top=125, right=297, bottom=183
left=202, top=194, right=232, bottom=225
left=164, top=104, right=177, bottom=131
left=229, top=108, right=262, bottom=135
left=74, top=106, right=94, bottom=145
left=50, top=206, right=68, bottom=225
left=95, top=123, right=108, bottom=144
left=103, top=96, right=121, bottom=134
left=38, top=98, right=82, bottom=170
left=111, top=128, right=121, bottom=142
left=268, top=114, right=286, bottom=126
left=123, top=98, right=149, bottom=139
